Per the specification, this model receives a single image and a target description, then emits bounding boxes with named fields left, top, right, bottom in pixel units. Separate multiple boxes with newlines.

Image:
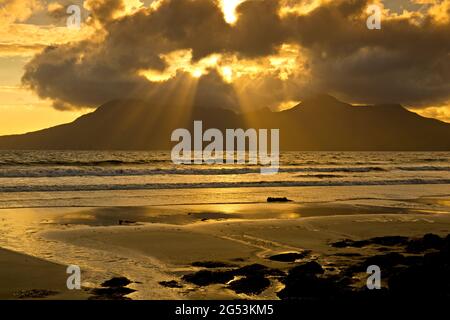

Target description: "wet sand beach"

left=0, top=184, right=449, bottom=300
left=0, top=248, right=88, bottom=300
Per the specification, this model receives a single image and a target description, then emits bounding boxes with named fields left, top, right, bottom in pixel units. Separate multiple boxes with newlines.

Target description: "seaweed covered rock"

left=182, top=270, right=234, bottom=286
left=228, top=275, right=271, bottom=295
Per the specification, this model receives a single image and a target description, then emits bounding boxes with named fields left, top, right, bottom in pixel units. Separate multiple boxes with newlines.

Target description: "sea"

left=0, top=150, right=449, bottom=300
left=0, top=151, right=449, bottom=208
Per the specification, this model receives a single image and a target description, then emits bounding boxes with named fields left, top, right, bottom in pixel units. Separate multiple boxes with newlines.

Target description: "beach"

left=0, top=248, right=89, bottom=300
left=1, top=182, right=449, bottom=300
left=2, top=0, right=450, bottom=307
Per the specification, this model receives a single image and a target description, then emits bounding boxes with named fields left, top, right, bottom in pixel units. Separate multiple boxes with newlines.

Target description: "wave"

left=420, top=158, right=449, bottom=162
left=1, top=164, right=449, bottom=178
left=0, top=166, right=388, bottom=178
left=397, top=166, right=450, bottom=171
left=0, top=159, right=171, bottom=167
left=1, top=179, right=449, bottom=193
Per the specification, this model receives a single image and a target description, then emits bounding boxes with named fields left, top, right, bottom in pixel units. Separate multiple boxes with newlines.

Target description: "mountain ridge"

left=0, top=95, right=449, bottom=151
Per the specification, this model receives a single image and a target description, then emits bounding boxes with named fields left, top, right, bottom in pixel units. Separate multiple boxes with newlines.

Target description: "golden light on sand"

left=220, top=0, right=246, bottom=24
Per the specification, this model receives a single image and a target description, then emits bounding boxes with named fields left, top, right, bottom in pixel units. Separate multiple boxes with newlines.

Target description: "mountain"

left=0, top=94, right=449, bottom=150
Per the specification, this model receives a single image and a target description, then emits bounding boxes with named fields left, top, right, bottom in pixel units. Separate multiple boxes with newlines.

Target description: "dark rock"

left=424, top=249, right=450, bottom=266
left=14, top=289, right=58, bottom=299
left=278, top=260, right=382, bottom=300
left=445, top=234, right=450, bottom=245
left=352, top=287, right=390, bottom=301
left=182, top=270, right=234, bottom=286
left=363, top=252, right=405, bottom=269
left=346, top=253, right=406, bottom=275
left=267, top=197, right=291, bottom=203
left=279, top=232, right=450, bottom=300
left=423, top=233, right=443, bottom=248
left=406, top=233, right=443, bottom=253
left=334, top=276, right=354, bottom=287
left=406, top=240, right=424, bottom=253
left=335, top=252, right=362, bottom=257
left=118, top=220, right=136, bottom=225
left=403, top=255, right=424, bottom=266
left=388, top=241, right=450, bottom=298
left=388, top=263, right=450, bottom=298
left=159, top=280, right=183, bottom=288
left=277, top=273, right=339, bottom=300
left=228, top=275, right=271, bottom=295
left=370, top=236, right=410, bottom=246
left=268, top=251, right=310, bottom=262
left=234, top=263, right=267, bottom=274
left=101, top=277, right=132, bottom=288
left=92, top=276, right=136, bottom=300
left=89, top=286, right=136, bottom=300
left=277, top=262, right=328, bottom=299
left=287, top=261, right=324, bottom=276
left=331, top=236, right=409, bottom=248
left=331, top=239, right=370, bottom=248
left=233, top=264, right=285, bottom=277
left=182, top=263, right=284, bottom=288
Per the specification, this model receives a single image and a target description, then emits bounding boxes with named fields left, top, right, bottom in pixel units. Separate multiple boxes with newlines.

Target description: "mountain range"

left=0, top=94, right=449, bottom=150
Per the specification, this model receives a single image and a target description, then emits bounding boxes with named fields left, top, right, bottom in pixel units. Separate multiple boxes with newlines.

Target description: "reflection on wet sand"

left=0, top=188, right=449, bottom=299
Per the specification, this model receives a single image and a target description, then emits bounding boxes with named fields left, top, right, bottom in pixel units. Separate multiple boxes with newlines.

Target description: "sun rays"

left=139, top=50, right=220, bottom=82
left=137, top=42, right=306, bottom=124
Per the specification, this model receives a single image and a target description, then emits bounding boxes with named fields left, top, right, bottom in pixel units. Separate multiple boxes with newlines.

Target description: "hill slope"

left=0, top=95, right=449, bottom=150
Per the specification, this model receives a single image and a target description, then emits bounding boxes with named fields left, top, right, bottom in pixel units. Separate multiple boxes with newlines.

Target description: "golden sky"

left=1, top=0, right=450, bottom=135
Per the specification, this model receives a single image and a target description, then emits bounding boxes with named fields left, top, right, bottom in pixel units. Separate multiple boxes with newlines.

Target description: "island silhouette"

left=0, top=94, right=449, bottom=150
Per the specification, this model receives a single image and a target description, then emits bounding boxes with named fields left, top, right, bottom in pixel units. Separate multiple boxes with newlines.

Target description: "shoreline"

left=0, top=185, right=450, bottom=300
left=1, top=183, right=449, bottom=209
left=0, top=184, right=449, bottom=300
left=3, top=212, right=449, bottom=300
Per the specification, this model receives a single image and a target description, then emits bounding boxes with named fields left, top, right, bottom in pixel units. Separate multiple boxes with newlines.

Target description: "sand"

left=0, top=185, right=449, bottom=300
left=41, top=212, right=450, bottom=299
left=0, top=248, right=88, bottom=300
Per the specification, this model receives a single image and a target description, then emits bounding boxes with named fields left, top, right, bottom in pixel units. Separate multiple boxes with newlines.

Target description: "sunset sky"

left=1, top=0, right=450, bottom=135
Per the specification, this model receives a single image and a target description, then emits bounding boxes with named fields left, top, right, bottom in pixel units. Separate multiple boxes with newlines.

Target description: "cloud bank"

left=18, top=0, right=450, bottom=115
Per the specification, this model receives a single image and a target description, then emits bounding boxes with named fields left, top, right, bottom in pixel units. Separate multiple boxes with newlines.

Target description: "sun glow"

left=192, top=69, right=203, bottom=78
left=139, top=44, right=306, bottom=91
left=139, top=50, right=221, bottom=81
left=220, top=0, right=245, bottom=24
left=221, top=66, right=233, bottom=83
left=279, top=0, right=328, bottom=16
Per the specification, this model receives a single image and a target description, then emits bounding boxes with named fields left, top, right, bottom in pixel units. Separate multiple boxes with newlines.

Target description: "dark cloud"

left=289, top=0, right=450, bottom=105
left=230, top=0, right=286, bottom=57
left=22, top=0, right=450, bottom=111
left=194, top=69, right=240, bottom=109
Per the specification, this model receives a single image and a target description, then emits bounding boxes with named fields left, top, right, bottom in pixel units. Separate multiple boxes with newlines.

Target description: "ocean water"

left=0, top=151, right=449, bottom=300
left=0, top=151, right=449, bottom=208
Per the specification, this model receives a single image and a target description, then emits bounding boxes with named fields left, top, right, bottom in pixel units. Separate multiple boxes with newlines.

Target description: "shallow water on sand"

left=0, top=184, right=449, bottom=299
left=0, top=151, right=449, bottom=299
